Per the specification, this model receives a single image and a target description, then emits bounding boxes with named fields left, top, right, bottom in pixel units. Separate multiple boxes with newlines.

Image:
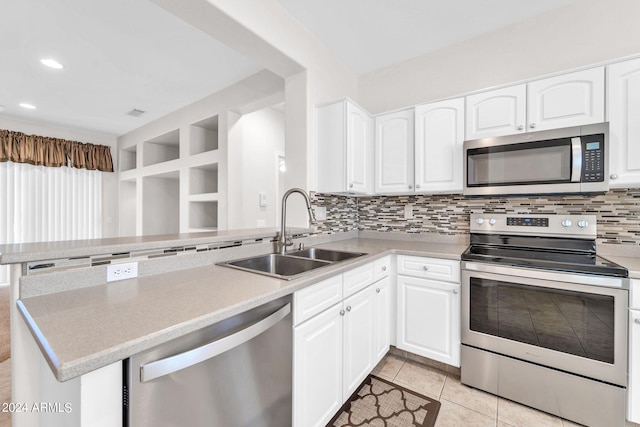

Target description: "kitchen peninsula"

left=2, top=229, right=469, bottom=427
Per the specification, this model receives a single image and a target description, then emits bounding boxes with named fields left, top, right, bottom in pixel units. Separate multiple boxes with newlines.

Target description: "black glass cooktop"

left=462, top=234, right=628, bottom=278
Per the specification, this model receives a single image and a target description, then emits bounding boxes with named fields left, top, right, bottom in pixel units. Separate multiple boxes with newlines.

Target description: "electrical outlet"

left=107, top=262, right=138, bottom=282
left=314, top=206, right=327, bottom=221
left=404, top=204, right=414, bottom=220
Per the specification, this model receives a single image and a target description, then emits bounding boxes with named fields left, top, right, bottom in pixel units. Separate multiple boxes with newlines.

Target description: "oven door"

left=461, top=263, right=628, bottom=386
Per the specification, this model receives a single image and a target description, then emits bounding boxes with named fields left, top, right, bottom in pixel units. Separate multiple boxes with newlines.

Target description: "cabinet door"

left=316, top=101, right=347, bottom=194
left=293, top=305, right=343, bottom=427
left=465, top=85, right=526, bottom=139
left=397, top=276, right=460, bottom=367
left=342, top=286, right=375, bottom=400
left=414, top=98, right=464, bottom=193
left=375, top=110, right=414, bottom=194
left=527, top=67, right=604, bottom=131
left=346, top=102, right=374, bottom=194
left=629, top=308, right=640, bottom=423
left=607, top=58, right=640, bottom=188
left=373, top=276, right=391, bottom=365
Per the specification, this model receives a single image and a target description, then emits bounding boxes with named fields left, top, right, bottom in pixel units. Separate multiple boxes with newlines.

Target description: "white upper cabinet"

left=607, top=58, right=640, bottom=188
left=374, top=109, right=414, bottom=194
left=527, top=67, right=604, bottom=131
left=317, top=99, right=374, bottom=195
left=465, top=67, right=604, bottom=140
left=465, top=85, right=526, bottom=140
left=414, top=98, right=465, bottom=193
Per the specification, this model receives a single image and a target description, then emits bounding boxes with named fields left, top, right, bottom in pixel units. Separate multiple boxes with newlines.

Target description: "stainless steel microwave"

left=463, top=122, right=609, bottom=196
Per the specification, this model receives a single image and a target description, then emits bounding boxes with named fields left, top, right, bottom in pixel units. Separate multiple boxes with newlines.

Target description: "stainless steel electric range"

left=461, top=213, right=629, bottom=427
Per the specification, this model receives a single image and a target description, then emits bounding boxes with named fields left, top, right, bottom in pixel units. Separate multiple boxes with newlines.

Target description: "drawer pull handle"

left=382, top=266, right=387, bottom=271
left=346, top=306, right=352, bottom=312
left=340, top=309, right=346, bottom=316
left=376, top=288, right=381, bottom=293
left=423, top=266, right=429, bottom=271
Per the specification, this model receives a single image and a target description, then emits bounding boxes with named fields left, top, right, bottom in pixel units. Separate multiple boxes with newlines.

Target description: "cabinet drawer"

left=343, top=262, right=375, bottom=298
left=373, top=256, right=391, bottom=282
left=397, top=255, right=460, bottom=283
left=294, top=275, right=343, bottom=325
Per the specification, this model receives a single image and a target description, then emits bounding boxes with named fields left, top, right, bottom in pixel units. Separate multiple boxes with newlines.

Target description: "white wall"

left=228, top=107, right=285, bottom=229
left=0, top=116, right=119, bottom=237
left=358, top=0, right=640, bottom=113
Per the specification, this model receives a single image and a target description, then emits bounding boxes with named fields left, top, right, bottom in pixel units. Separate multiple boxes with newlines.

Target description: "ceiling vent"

left=126, top=108, right=145, bottom=117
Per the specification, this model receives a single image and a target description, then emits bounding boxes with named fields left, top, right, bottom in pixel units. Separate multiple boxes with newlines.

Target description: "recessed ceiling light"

left=19, top=103, right=36, bottom=110
left=40, top=58, right=63, bottom=69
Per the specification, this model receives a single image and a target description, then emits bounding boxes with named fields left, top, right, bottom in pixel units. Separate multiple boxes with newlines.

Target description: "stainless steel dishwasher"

left=125, top=296, right=292, bottom=427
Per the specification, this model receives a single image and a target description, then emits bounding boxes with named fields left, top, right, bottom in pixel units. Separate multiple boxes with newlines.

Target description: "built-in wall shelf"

left=189, top=164, right=218, bottom=195
left=117, top=117, right=223, bottom=237
left=143, top=129, right=180, bottom=167
left=190, top=115, right=218, bottom=155
left=120, top=146, right=137, bottom=172
left=143, top=171, right=180, bottom=236
left=189, top=201, right=218, bottom=231
left=188, top=193, right=219, bottom=202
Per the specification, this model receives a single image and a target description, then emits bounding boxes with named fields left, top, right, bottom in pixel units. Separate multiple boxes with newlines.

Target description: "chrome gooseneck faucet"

left=279, top=188, right=315, bottom=255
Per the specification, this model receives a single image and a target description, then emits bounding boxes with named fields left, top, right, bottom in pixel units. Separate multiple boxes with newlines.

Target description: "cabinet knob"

left=517, top=125, right=524, bottom=131
left=376, top=288, right=381, bottom=293
left=408, top=185, right=413, bottom=189
left=340, top=309, right=345, bottom=316
left=530, top=123, right=537, bottom=129
left=346, top=306, right=352, bottom=312
left=382, top=266, right=387, bottom=271
left=453, top=289, right=459, bottom=294
left=349, top=183, right=354, bottom=188
left=423, top=266, right=429, bottom=271
left=610, top=174, right=618, bottom=180
left=416, top=184, right=420, bottom=189
left=635, top=318, right=640, bottom=325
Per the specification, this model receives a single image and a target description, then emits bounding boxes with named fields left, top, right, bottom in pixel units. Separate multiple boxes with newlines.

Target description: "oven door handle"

left=571, top=137, right=582, bottom=182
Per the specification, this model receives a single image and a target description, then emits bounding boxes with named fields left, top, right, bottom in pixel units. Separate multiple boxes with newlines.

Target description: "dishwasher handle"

left=140, top=303, right=291, bottom=383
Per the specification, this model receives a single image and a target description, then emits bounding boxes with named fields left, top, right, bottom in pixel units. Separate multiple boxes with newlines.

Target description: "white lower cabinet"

left=293, top=258, right=391, bottom=427
left=373, top=276, right=391, bottom=363
left=293, top=302, right=344, bottom=427
left=396, top=255, right=461, bottom=367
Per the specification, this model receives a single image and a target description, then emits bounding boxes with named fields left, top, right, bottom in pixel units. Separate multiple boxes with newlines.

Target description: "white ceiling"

left=0, top=0, right=577, bottom=137
left=276, top=0, right=577, bottom=75
left=0, top=0, right=262, bottom=136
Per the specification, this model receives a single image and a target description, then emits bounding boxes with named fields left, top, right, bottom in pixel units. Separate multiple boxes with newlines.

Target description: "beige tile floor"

left=372, top=353, right=638, bottom=427
left=0, top=358, right=11, bottom=427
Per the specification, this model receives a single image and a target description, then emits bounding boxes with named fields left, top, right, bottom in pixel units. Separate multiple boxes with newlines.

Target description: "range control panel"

left=506, top=217, right=549, bottom=227
left=470, top=213, right=597, bottom=238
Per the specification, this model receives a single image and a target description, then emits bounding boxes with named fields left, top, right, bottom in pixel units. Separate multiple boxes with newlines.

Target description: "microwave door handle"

left=571, top=137, right=582, bottom=182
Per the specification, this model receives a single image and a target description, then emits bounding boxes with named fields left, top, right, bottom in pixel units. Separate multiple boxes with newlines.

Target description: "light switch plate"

left=107, top=262, right=138, bottom=282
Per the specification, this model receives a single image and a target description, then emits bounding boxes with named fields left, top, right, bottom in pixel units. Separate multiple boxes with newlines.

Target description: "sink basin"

left=222, top=253, right=331, bottom=279
left=220, top=248, right=368, bottom=280
left=288, top=248, right=366, bottom=263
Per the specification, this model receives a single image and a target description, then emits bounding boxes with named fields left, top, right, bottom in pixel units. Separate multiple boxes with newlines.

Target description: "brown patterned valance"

left=0, top=129, right=114, bottom=172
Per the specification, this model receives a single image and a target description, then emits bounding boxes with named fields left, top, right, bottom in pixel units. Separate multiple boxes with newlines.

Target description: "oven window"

left=470, top=278, right=614, bottom=364
left=467, top=139, right=572, bottom=187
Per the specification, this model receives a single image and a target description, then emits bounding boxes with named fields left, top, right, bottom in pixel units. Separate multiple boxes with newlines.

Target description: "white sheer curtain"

left=0, top=162, right=102, bottom=285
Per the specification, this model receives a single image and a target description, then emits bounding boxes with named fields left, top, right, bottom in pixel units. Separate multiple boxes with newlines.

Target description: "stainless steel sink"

left=222, top=253, right=332, bottom=279
left=287, top=248, right=366, bottom=262
left=220, top=248, right=367, bottom=280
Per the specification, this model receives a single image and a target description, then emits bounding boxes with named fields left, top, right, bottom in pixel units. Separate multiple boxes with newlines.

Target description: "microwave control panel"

left=581, top=134, right=605, bottom=182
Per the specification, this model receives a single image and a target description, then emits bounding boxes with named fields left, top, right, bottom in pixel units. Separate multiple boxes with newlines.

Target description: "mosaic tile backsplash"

left=312, top=189, right=640, bottom=246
